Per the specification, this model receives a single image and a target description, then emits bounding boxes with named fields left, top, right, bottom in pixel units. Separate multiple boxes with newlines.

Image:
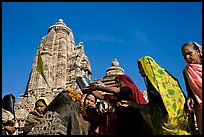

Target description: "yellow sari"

left=138, top=56, right=192, bottom=135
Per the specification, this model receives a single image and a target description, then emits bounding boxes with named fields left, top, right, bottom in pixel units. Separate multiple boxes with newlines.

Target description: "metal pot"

left=96, top=101, right=105, bottom=110
left=76, top=75, right=91, bottom=91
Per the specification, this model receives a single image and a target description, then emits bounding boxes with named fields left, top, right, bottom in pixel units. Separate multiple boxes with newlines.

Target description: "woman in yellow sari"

left=117, top=56, right=194, bottom=135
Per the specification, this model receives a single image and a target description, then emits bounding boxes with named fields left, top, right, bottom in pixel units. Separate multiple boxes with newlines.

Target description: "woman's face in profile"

left=138, top=62, right=146, bottom=77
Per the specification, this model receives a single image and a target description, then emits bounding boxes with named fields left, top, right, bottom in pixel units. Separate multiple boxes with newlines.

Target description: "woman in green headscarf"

left=23, top=97, right=50, bottom=135
left=117, top=56, right=195, bottom=135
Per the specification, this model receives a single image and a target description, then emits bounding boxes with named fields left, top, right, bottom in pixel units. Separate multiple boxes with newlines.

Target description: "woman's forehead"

left=36, top=101, right=46, bottom=106
left=86, top=94, right=95, bottom=99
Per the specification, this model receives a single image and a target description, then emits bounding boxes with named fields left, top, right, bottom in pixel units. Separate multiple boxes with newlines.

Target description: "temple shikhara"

left=14, top=19, right=130, bottom=132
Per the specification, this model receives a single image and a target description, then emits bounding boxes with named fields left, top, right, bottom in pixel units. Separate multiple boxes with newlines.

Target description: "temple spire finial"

left=58, top=19, right=63, bottom=23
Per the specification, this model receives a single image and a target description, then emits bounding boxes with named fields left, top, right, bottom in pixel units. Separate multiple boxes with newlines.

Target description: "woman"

left=82, top=93, right=105, bottom=135
left=23, top=97, right=50, bottom=135
left=2, top=94, right=17, bottom=135
left=181, top=41, right=202, bottom=135
left=87, top=74, right=152, bottom=135
left=118, top=56, right=194, bottom=135
left=84, top=93, right=97, bottom=107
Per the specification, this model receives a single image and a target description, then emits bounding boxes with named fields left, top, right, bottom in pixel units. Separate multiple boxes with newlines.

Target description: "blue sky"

left=2, top=2, right=202, bottom=100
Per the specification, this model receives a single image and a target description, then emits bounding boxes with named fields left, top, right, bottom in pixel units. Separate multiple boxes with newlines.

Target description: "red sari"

left=98, top=74, right=152, bottom=135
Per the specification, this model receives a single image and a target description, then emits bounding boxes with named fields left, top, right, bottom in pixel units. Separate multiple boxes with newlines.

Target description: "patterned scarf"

left=138, top=56, right=190, bottom=135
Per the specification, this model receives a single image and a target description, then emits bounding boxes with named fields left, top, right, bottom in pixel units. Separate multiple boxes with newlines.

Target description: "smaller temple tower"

left=93, top=58, right=124, bottom=87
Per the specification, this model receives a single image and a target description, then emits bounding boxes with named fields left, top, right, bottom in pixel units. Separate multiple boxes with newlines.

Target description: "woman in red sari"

left=86, top=74, right=152, bottom=135
left=181, top=41, right=202, bottom=135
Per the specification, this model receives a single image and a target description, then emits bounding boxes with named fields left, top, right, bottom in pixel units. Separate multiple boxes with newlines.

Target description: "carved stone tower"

left=15, top=19, right=92, bottom=127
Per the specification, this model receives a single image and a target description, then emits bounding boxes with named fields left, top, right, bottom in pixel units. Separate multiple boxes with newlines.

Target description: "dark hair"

left=181, top=41, right=202, bottom=63
left=35, top=99, right=48, bottom=108
left=2, top=94, right=16, bottom=117
left=181, top=41, right=199, bottom=52
left=84, top=93, right=97, bottom=105
left=137, top=60, right=142, bottom=67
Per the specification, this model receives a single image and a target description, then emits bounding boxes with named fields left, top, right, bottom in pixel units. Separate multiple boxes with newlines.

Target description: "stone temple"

left=14, top=19, right=128, bottom=129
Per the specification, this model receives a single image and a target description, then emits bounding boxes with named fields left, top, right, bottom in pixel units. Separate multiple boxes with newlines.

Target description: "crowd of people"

left=2, top=41, right=202, bottom=135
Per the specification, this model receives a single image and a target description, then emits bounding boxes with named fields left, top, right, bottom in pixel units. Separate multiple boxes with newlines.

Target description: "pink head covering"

left=193, top=42, right=202, bottom=57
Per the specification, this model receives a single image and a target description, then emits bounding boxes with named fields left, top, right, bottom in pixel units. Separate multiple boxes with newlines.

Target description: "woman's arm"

left=117, top=100, right=150, bottom=112
left=96, top=85, right=120, bottom=94
left=183, top=70, right=196, bottom=112
left=183, top=70, right=195, bottom=99
left=85, top=83, right=120, bottom=94
left=92, top=91, right=105, bottom=100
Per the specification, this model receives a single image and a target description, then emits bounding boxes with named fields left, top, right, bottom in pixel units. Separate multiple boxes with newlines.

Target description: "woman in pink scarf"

left=181, top=41, right=202, bottom=135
